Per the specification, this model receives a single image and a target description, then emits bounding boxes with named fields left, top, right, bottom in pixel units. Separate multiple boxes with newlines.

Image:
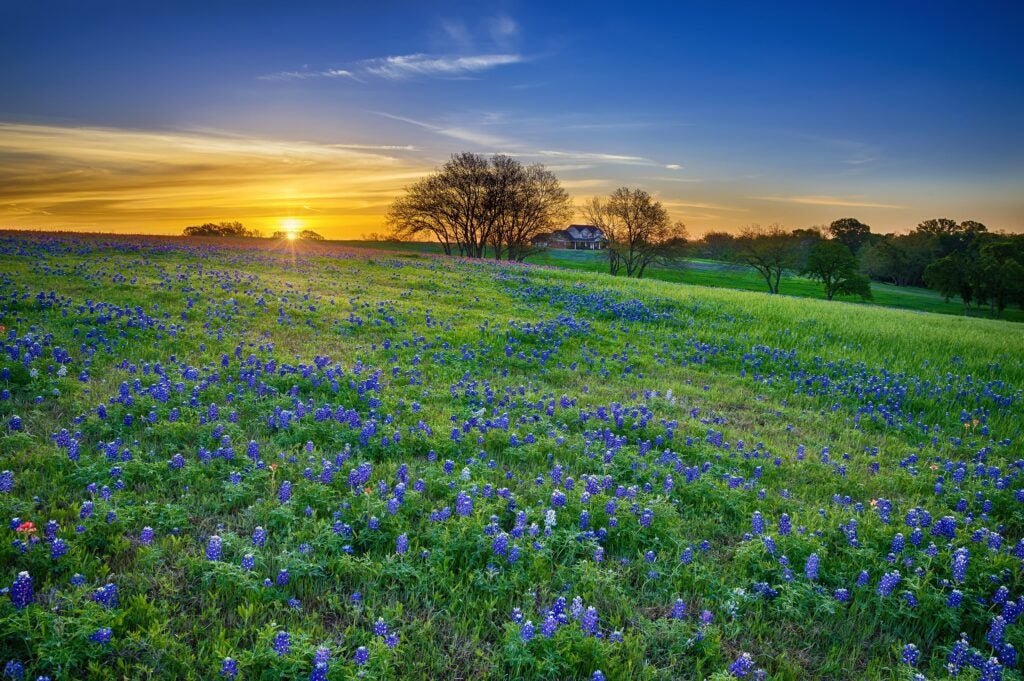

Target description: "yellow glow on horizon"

left=0, top=122, right=433, bottom=239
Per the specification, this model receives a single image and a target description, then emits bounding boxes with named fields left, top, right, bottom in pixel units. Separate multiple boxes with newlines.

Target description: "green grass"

left=337, top=240, right=1024, bottom=322
left=0, top=233, right=1022, bottom=680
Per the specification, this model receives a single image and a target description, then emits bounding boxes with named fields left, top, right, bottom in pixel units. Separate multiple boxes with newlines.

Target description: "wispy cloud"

left=750, top=194, right=907, bottom=209
left=257, top=68, right=358, bottom=82
left=361, top=53, right=524, bottom=80
left=259, top=53, right=523, bottom=82
left=374, top=112, right=514, bottom=147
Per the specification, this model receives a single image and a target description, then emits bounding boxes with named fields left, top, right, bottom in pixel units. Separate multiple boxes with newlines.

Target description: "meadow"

left=338, top=240, right=1024, bottom=324
left=1, top=233, right=1023, bottom=680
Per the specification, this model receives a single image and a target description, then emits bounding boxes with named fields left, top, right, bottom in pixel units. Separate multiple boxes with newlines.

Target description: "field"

left=337, top=240, right=1024, bottom=324
left=1, top=233, right=1023, bottom=680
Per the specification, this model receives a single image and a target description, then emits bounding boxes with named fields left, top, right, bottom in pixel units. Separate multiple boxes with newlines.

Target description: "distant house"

left=533, top=224, right=607, bottom=250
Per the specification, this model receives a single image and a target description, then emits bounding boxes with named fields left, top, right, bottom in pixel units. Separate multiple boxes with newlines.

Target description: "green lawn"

left=335, top=240, right=1024, bottom=323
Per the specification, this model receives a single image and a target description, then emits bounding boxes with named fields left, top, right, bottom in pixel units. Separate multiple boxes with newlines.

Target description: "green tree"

left=975, top=242, right=1024, bottom=318
left=183, top=221, right=261, bottom=238
left=802, top=240, right=872, bottom=301
left=827, top=217, right=871, bottom=253
left=924, top=253, right=977, bottom=311
left=732, top=224, right=799, bottom=294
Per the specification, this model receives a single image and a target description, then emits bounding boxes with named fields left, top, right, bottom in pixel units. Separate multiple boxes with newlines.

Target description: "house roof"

left=564, top=225, right=605, bottom=241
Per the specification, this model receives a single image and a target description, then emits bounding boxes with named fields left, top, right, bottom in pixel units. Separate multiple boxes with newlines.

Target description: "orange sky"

left=1, top=122, right=1021, bottom=239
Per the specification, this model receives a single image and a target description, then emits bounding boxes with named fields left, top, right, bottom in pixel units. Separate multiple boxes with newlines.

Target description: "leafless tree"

left=732, top=224, right=803, bottom=294
left=387, top=153, right=570, bottom=260
left=582, top=187, right=687, bottom=278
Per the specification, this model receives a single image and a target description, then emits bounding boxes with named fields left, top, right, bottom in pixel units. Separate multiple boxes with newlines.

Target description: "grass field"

left=336, top=240, right=1024, bottom=323
left=1, top=233, right=1023, bottom=680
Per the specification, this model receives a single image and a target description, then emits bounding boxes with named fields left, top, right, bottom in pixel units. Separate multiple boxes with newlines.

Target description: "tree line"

left=693, top=218, right=1024, bottom=316
left=183, top=222, right=324, bottom=241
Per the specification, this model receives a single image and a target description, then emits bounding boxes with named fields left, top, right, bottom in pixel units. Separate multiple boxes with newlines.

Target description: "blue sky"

left=1, top=0, right=1022, bottom=236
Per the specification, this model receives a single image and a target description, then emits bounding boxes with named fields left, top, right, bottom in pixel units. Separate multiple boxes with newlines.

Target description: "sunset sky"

left=2, top=1, right=1022, bottom=238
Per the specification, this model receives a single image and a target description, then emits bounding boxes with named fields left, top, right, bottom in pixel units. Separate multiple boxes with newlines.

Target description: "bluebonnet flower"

left=9, top=572, right=32, bottom=610
left=396, top=533, right=409, bottom=554
left=241, top=554, right=255, bottom=570
left=580, top=606, right=599, bottom=636
left=374, top=618, right=388, bottom=637
left=455, top=491, right=473, bottom=517
left=592, top=672, right=605, bottom=681
left=206, top=535, right=222, bottom=561
left=902, top=643, right=920, bottom=666
left=952, top=548, right=969, bottom=584
left=671, top=598, right=687, bottom=619
left=728, top=652, right=755, bottom=677
left=834, top=588, right=850, bottom=602
left=92, top=582, right=118, bottom=608
left=276, top=569, right=289, bottom=586
left=520, top=620, right=535, bottom=642
left=89, top=628, right=112, bottom=645
left=219, top=657, right=237, bottom=678
left=3, top=660, right=24, bottom=679
left=986, top=616, right=1007, bottom=648
left=50, top=538, right=68, bottom=560
left=273, top=631, right=290, bottom=655
left=947, top=589, right=963, bottom=607
left=252, top=526, right=266, bottom=547
left=278, top=480, right=292, bottom=504
left=140, top=526, right=154, bottom=545
left=541, top=614, right=558, bottom=638
left=805, top=553, right=819, bottom=581
left=0, top=470, right=12, bottom=494
left=385, top=632, right=399, bottom=648
left=353, top=646, right=369, bottom=665
left=309, top=663, right=328, bottom=681
left=878, top=571, right=901, bottom=597
left=751, top=511, right=764, bottom=536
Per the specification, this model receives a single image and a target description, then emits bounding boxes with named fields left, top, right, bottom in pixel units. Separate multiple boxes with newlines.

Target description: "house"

left=533, top=224, right=607, bottom=250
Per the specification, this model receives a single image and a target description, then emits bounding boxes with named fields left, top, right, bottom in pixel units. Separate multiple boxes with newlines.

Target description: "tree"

left=696, top=231, right=736, bottom=261
left=924, top=253, right=977, bottom=311
left=271, top=230, right=325, bottom=240
left=582, top=187, right=687, bottom=278
left=827, top=217, right=871, bottom=253
left=802, top=240, right=872, bottom=301
left=732, top=224, right=799, bottom=294
left=975, top=241, right=1024, bottom=318
left=489, top=160, right=573, bottom=262
left=387, top=153, right=570, bottom=260
left=183, top=221, right=261, bottom=238
left=859, top=233, right=934, bottom=287
left=913, top=218, right=960, bottom=236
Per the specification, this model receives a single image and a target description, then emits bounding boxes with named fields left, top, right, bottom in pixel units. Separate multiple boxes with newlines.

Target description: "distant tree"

left=975, top=241, right=1024, bottom=318
left=913, top=218, right=960, bottom=236
left=827, top=217, right=871, bottom=253
left=388, top=152, right=570, bottom=260
left=859, top=233, right=934, bottom=287
left=696, top=231, right=736, bottom=260
left=732, top=224, right=799, bottom=294
left=271, top=229, right=325, bottom=240
left=802, top=240, right=872, bottom=301
left=183, top=221, right=261, bottom=238
left=582, top=187, right=687, bottom=278
left=924, top=253, right=977, bottom=311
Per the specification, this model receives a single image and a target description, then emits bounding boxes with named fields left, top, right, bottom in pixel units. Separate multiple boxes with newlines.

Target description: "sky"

left=1, top=0, right=1022, bottom=238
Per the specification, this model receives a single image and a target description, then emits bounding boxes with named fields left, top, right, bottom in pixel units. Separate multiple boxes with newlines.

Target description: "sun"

left=280, top=218, right=302, bottom=240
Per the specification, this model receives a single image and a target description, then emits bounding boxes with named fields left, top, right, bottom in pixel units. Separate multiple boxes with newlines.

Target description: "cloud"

left=750, top=194, right=907, bottom=209
left=361, top=53, right=524, bottom=80
left=665, top=164, right=682, bottom=170
left=0, top=122, right=432, bottom=236
left=374, top=112, right=515, bottom=147
left=258, top=68, right=358, bottom=82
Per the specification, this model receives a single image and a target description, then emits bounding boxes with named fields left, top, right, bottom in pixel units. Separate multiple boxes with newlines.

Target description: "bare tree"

left=583, top=187, right=687, bottom=278
left=387, top=153, right=570, bottom=260
left=733, top=224, right=799, bottom=294
left=491, top=162, right=573, bottom=262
